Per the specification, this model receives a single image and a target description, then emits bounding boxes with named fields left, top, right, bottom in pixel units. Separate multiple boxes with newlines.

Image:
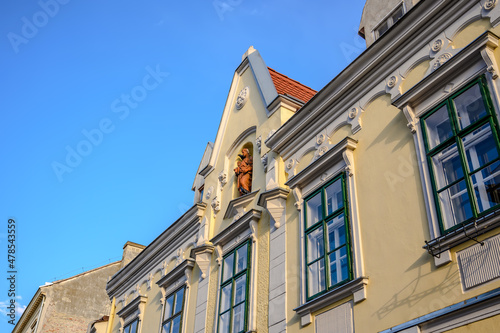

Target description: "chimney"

left=120, top=241, right=146, bottom=269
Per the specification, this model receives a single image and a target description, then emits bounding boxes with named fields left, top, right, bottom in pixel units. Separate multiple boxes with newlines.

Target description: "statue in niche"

left=234, top=148, right=253, bottom=195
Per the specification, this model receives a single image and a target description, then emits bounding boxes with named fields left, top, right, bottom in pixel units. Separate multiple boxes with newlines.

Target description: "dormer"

left=358, top=0, right=421, bottom=48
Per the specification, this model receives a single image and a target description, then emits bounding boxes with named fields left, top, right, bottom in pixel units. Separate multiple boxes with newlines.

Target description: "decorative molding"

left=432, top=53, right=453, bottom=71
left=156, top=259, right=195, bottom=297
left=342, top=150, right=355, bottom=177
left=175, top=248, right=184, bottom=266
left=387, top=75, right=398, bottom=89
left=211, top=209, right=262, bottom=247
left=348, top=107, right=358, bottom=119
left=293, top=277, right=368, bottom=324
left=146, top=273, right=153, bottom=290
left=235, top=86, right=250, bottom=110
left=432, top=39, right=443, bottom=52
left=316, top=133, right=326, bottom=145
left=261, top=154, right=268, bottom=172
left=484, top=0, right=497, bottom=11
left=218, top=171, right=227, bottom=189
left=257, top=187, right=290, bottom=229
left=402, top=105, right=417, bottom=134
left=193, top=245, right=214, bottom=280
left=205, top=185, right=214, bottom=199
left=223, top=190, right=259, bottom=221
left=116, top=295, right=147, bottom=327
left=255, top=136, right=262, bottom=154
left=481, top=46, right=499, bottom=79
left=211, top=196, right=220, bottom=216
left=286, top=137, right=357, bottom=190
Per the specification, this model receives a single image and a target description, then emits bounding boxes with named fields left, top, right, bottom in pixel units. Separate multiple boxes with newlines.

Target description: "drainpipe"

left=106, top=297, right=116, bottom=333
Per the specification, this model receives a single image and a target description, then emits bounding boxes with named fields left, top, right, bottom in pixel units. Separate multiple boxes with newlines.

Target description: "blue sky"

left=0, top=0, right=366, bottom=330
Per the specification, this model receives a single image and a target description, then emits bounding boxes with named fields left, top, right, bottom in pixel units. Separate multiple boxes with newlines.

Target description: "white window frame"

left=286, top=137, right=367, bottom=326
left=156, top=258, right=194, bottom=333
left=210, top=209, right=262, bottom=333
left=116, top=295, right=147, bottom=333
left=393, top=31, right=500, bottom=264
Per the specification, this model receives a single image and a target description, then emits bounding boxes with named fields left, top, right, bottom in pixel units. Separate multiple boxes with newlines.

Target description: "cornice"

left=12, top=289, right=45, bottom=333
left=116, top=295, right=147, bottom=319
left=156, top=259, right=195, bottom=289
left=285, top=137, right=357, bottom=189
left=223, top=190, right=260, bottom=220
left=107, top=203, right=206, bottom=298
left=257, top=187, right=290, bottom=208
left=211, top=209, right=262, bottom=247
left=266, top=0, right=475, bottom=157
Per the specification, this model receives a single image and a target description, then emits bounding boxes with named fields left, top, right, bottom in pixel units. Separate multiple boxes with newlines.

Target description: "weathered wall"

left=39, top=262, right=119, bottom=333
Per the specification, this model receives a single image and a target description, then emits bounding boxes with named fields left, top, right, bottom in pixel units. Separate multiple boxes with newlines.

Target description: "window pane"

left=306, top=192, right=322, bottom=228
left=453, top=84, right=488, bottom=129
left=233, top=275, right=247, bottom=305
left=162, top=321, right=171, bottom=333
left=220, top=284, right=232, bottom=313
left=164, top=295, right=174, bottom=320
left=463, top=124, right=499, bottom=172
left=307, top=260, right=326, bottom=296
left=171, top=315, right=181, bottom=333
left=329, top=246, right=349, bottom=287
left=128, top=320, right=137, bottom=333
left=325, top=180, right=343, bottom=215
left=438, top=180, right=473, bottom=229
left=307, top=226, right=324, bottom=263
left=391, top=6, right=404, bottom=23
left=232, top=303, right=245, bottom=333
left=218, top=312, right=230, bottom=333
left=223, top=253, right=234, bottom=282
left=431, top=143, right=464, bottom=189
left=377, top=21, right=388, bottom=37
left=235, top=244, right=248, bottom=275
left=327, top=214, right=346, bottom=252
left=424, top=105, right=453, bottom=150
left=173, top=288, right=184, bottom=315
left=472, top=161, right=500, bottom=212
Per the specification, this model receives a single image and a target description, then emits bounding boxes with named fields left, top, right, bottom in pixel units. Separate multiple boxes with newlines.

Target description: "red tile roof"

left=268, top=67, right=317, bottom=104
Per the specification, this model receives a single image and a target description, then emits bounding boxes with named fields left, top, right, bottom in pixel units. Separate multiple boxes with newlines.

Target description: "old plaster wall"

left=39, top=262, right=120, bottom=333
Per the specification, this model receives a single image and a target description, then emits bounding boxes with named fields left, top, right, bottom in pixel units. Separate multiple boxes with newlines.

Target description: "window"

left=162, top=286, right=185, bottom=333
left=375, top=4, right=404, bottom=39
left=304, top=173, right=352, bottom=300
left=218, top=241, right=250, bottom=333
left=124, top=319, right=138, bottom=333
left=422, top=77, right=500, bottom=234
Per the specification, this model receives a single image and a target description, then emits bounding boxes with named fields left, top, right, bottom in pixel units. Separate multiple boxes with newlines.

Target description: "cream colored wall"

left=443, top=314, right=500, bottom=332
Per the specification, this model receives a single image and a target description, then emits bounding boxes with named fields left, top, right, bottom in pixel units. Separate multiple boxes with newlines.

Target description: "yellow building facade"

left=104, top=1, right=500, bottom=332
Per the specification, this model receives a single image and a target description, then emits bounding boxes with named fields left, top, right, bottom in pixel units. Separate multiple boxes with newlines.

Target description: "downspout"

left=33, top=294, right=45, bottom=333
left=106, top=297, right=116, bottom=333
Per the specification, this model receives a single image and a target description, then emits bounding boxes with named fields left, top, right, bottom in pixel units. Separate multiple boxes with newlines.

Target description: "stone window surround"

left=116, top=295, right=147, bottom=333
left=210, top=209, right=261, bottom=333
left=393, top=31, right=500, bottom=266
left=156, top=259, right=195, bottom=333
left=285, top=137, right=367, bottom=326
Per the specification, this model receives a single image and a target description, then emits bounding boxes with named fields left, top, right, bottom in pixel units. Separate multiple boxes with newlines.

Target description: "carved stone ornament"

left=205, top=185, right=214, bottom=200
left=485, top=0, right=497, bottom=10
left=261, top=154, right=268, bottom=172
left=432, top=53, right=453, bottom=71
left=286, top=158, right=294, bottom=170
left=348, top=107, right=358, bottom=119
left=236, top=86, right=250, bottom=110
left=432, top=39, right=443, bottom=52
left=211, top=196, right=220, bottom=213
left=255, top=136, right=262, bottom=154
left=320, top=172, right=328, bottom=182
left=387, top=76, right=398, bottom=89
left=316, top=133, right=326, bottom=145
left=317, top=145, right=328, bottom=157
left=176, top=248, right=184, bottom=266
left=218, top=171, right=227, bottom=188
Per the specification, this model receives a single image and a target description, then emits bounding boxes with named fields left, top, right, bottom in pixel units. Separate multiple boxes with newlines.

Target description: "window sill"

left=424, top=209, right=500, bottom=257
left=293, top=276, right=368, bottom=326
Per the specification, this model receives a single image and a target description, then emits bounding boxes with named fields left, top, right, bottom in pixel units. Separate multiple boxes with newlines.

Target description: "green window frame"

left=421, top=76, right=500, bottom=234
left=217, top=241, right=251, bottom=333
left=303, top=173, right=352, bottom=301
left=161, top=286, right=185, bottom=333
left=124, top=319, right=139, bottom=333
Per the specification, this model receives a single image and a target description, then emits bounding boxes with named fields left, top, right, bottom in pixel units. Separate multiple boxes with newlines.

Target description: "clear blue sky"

left=0, top=0, right=366, bottom=330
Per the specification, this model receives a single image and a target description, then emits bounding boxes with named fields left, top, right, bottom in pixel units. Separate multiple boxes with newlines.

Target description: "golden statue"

left=234, top=148, right=253, bottom=195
